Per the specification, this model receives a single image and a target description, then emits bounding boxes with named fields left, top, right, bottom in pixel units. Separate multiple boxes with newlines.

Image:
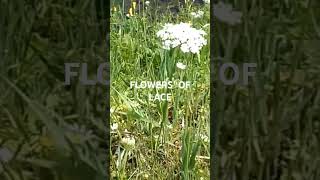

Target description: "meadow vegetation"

left=1, top=1, right=108, bottom=179
left=212, top=0, right=320, bottom=179
left=111, top=0, right=210, bottom=179
left=0, top=0, right=319, bottom=180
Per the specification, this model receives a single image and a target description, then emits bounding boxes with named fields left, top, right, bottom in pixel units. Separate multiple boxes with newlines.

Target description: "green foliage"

left=213, top=0, right=320, bottom=179
left=110, top=0, right=210, bottom=179
left=0, top=0, right=107, bottom=179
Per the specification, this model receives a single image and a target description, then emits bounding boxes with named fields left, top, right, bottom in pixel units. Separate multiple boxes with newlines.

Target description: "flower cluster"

left=156, top=23, right=207, bottom=54
left=190, top=10, right=204, bottom=18
left=121, top=136, right=135, bottom=149
left=176, top=62, right=187, bottom=70
left=111, top=123, right=118, bottom=132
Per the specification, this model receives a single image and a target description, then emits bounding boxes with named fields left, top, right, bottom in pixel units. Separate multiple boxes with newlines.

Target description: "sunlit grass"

left=110, top=0, right=210, bottom=179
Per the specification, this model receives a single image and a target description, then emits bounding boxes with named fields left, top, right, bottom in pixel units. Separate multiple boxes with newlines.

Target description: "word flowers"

left=130, top=81, right=192, bottom=101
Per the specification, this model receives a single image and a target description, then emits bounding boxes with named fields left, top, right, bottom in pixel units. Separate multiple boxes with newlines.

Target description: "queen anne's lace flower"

left=121, top=136, right=135, bottom=149
left=214, top=2, right=242, bottom=25
left=191, top=10, right=204, bottom=18
left=200, top=134, right=209, bottom=143
left=176, top=62, right=187, bottom=70
left=156, top=23, right=207, bottom=54
left=111, top=123, right=118, bottom=131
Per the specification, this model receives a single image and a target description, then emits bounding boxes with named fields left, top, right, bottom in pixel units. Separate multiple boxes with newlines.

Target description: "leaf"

left=189, top=140, right=200, bottom=170
left=0, top=76, right=69, bottom=153
left=20, top=158, right=57, bottom=169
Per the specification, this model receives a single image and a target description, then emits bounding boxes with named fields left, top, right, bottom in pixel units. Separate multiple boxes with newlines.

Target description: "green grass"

left=0, top=1, right=108, bottom=179
left=213, top=1, right=320, bottom=179
left=1, top=0, right=319, bottom=180
left=110, top=1, right=210, bottom=179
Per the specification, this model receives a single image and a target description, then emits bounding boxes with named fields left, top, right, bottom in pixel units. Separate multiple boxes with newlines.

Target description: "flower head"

left=200, top=134, right=209, bottom=143
left=121, top=136, right=135, bottom=149
left=176, top=62, right=187, bottom=70
left=190, top=10, right=204, bottom=18
left=112, top=6, right=117, bottom=12
left=156, top=23, right=207, bottom=54
left=214, top=2, right=242, bottom=25
left=111, top=123, right=118, bottom=131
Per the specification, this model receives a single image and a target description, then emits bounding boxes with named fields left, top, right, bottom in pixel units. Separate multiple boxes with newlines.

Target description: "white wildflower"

left=156, top=23, right=207, bottom=54
left=111, top=123, right=118, bottom=131
left=200, top=134, right=209, bottom=143
left=145, top=1, right=150, bottom=6
left=214, top=2, right=242, bottom=25
left=121, top=136, right=135, bottom=149
left=143, top=174, right=150, bottom=178
left=190, top=10, right=204, bottom=18
left=176, top=62, right=187, bottom=70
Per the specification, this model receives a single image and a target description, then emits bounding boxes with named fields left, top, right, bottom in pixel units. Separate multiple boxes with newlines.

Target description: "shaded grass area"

left=0, top=0, right=108, bottom=179
left=213, top=0, right=320, bottom=179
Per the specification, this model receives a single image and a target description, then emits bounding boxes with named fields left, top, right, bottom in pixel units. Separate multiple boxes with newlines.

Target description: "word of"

left=218, top=63, right=257, bottom=85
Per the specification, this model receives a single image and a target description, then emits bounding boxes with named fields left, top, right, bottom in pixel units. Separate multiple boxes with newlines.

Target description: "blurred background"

left=1, top=0, right=320, bottom=179
left=212, top=0, right=320, bottom=179
left=0, top=0, right=108, bottom=179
